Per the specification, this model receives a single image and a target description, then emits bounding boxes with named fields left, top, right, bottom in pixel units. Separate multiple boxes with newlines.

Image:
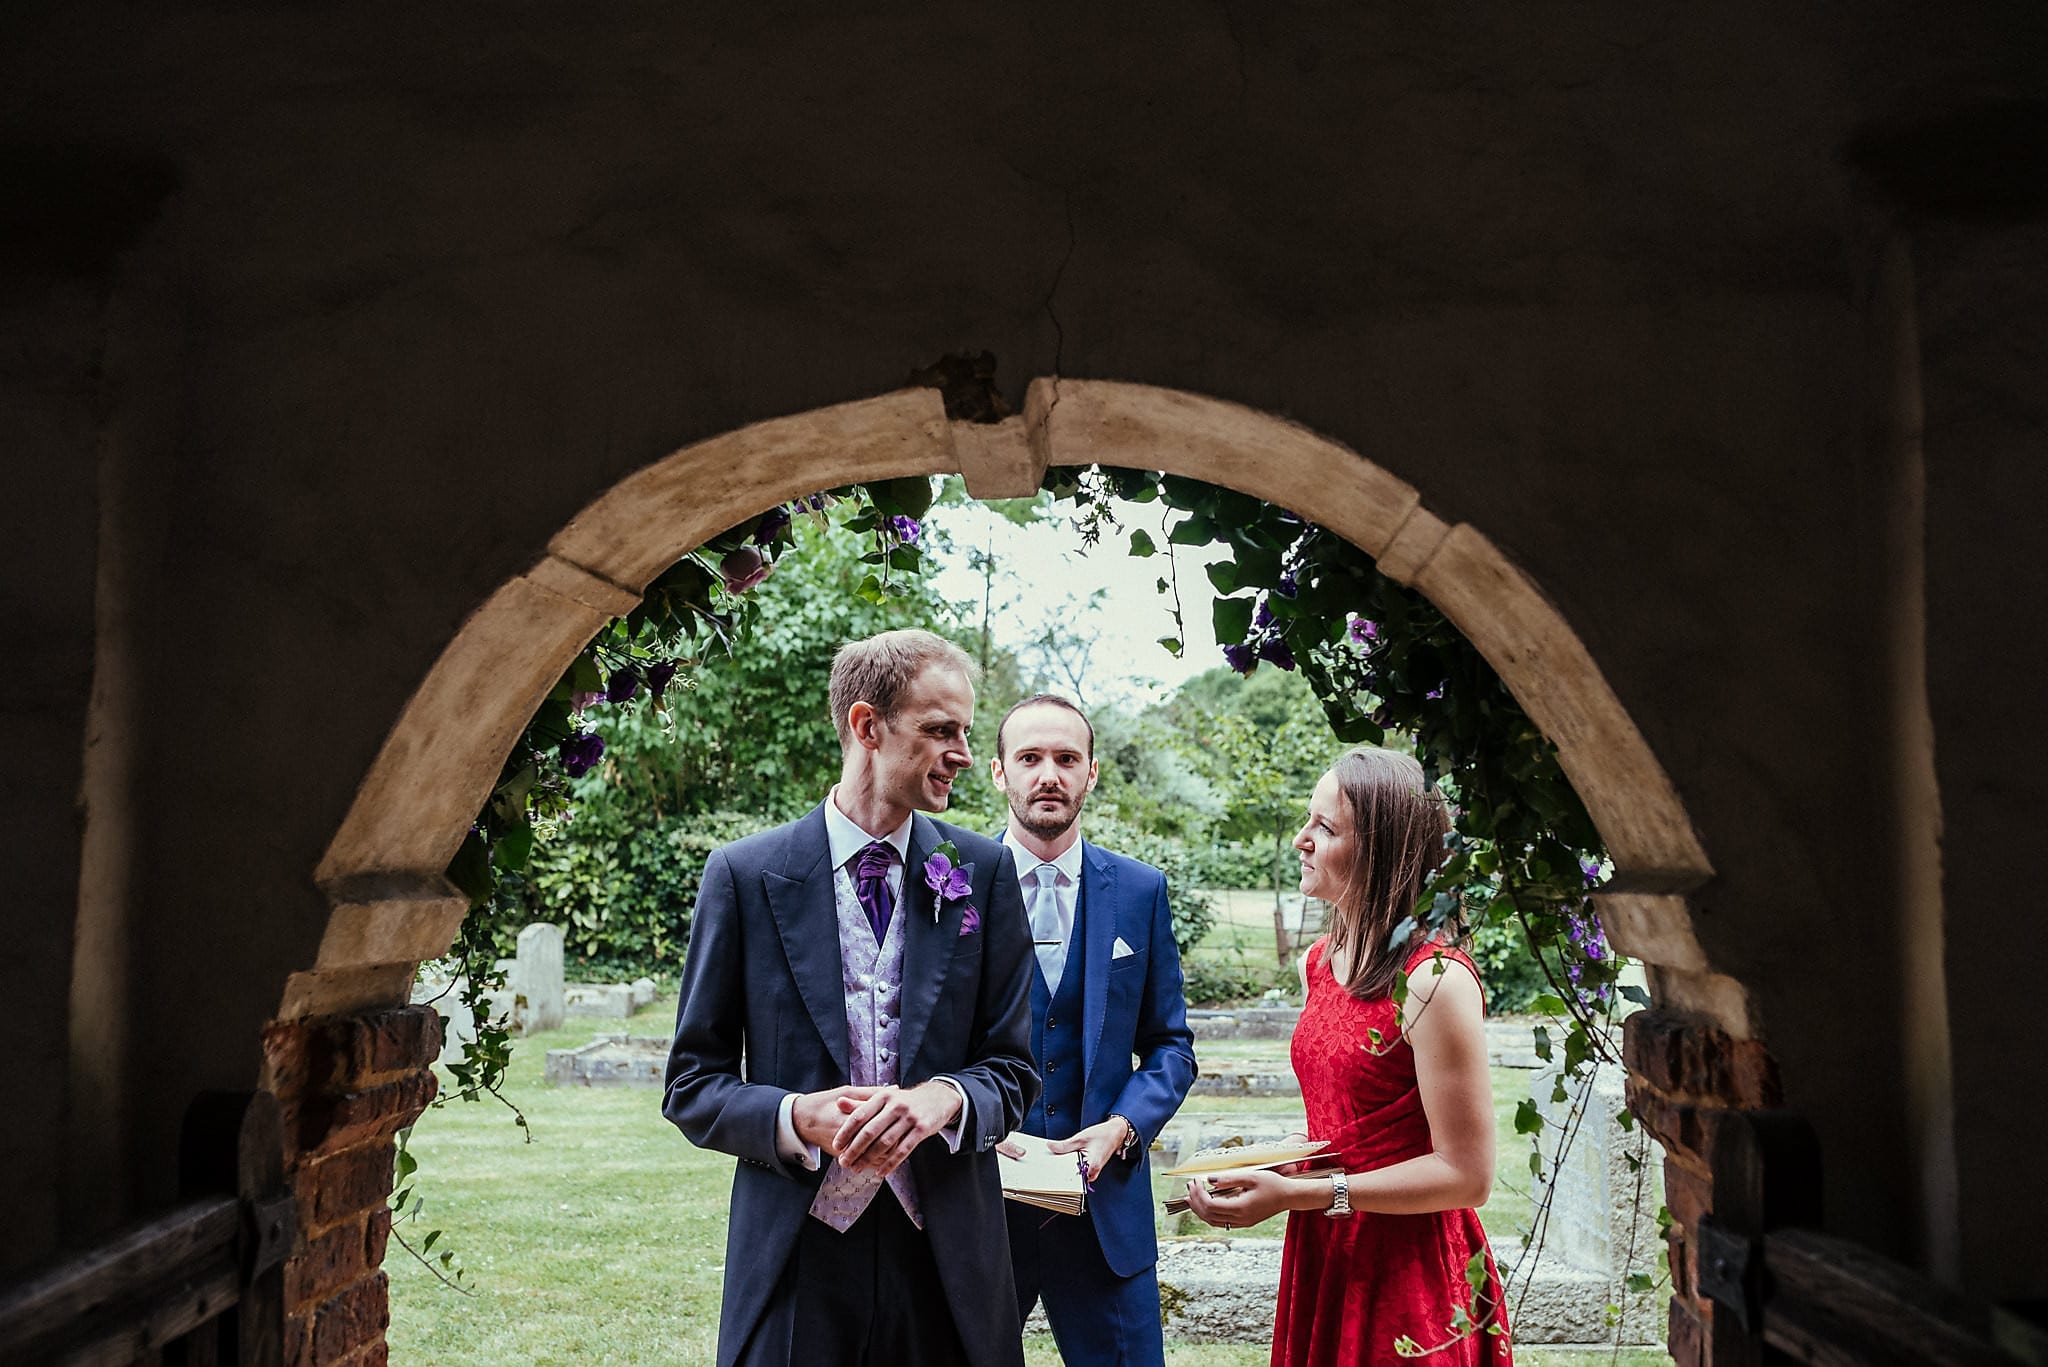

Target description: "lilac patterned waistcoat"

left=807, top=860, right=923, bottom=1230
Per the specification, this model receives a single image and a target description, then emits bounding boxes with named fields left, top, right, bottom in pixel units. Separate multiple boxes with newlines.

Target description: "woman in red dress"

left=1186, top=747, right=1511, bottom=1365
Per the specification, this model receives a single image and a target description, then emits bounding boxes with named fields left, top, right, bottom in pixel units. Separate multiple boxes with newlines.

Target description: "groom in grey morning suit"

left=662, top=629, right=1037, bottom=1367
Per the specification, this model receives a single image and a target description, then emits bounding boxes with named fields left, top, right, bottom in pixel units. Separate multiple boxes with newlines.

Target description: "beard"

left=1009, top=787, right=1083, bottom=840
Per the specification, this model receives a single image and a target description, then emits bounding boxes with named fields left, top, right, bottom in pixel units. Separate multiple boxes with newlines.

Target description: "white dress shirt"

left=1003, top=828, right=1085, bottom=990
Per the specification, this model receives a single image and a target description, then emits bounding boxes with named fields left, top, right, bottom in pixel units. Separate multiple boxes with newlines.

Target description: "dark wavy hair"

left=1323, top=747, right=1453, bottom=1001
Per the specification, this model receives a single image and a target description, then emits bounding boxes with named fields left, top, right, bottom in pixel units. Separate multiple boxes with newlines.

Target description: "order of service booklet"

left=1159, top=1139, right=1334, bottom=1216
left=998, top=1131, right=1088, bottom=1215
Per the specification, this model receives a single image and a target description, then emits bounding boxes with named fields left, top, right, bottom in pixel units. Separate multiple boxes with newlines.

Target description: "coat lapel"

left=764, top=805, right=850, bottom=1079
left=1080, top=840, right=1118, bottom=1087
left=896, top=813, right=958, bottom=1078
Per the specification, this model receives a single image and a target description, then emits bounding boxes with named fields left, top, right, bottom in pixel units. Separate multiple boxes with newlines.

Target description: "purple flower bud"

left=752, top=505, right=792, bottom=543
left=647, top=661, right=679, bottom=700
left=1254, top=600, right=1275, bottom=630
left=888, top=514, right=921, bottom=545
left=558, top=731, right=606, bottom=778
left=719, top=546, right=774, bottom=594
left=1258, top=637, right=1296, bottom=671
left=1222, top=642, right=1258, bottom=674
left=572, top=690, right=605, bottom=712
left=604, top=666, right=641, bottom=703
left=1425, top=684, right=1445, bottom=700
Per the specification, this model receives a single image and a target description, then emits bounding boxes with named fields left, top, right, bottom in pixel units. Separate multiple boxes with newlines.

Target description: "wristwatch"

left=1110, top=1113, right=1140, bottom=1161
left=1325, top=1170, right=1354, bottom=1218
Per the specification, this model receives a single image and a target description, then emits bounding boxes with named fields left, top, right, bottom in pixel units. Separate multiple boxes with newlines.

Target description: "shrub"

left=516, top=808, right=775, bottom=980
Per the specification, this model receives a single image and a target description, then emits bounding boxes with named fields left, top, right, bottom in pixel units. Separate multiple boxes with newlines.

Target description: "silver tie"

left=1029, top=864, right=1067, bottom=994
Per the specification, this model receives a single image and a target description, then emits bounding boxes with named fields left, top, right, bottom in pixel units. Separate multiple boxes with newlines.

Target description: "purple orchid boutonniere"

left=925, top=841, right=977, bottom=932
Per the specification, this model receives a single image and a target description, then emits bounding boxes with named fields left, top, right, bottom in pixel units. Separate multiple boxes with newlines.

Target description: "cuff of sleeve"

left=1109, top=1113, right=1141, bottom=1160
left=776, top=1092, right=823, bottom=1171
left=933, top=1076, right=972, bottom=1153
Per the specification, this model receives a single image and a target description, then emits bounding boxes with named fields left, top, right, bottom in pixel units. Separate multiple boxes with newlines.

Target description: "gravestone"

left=410, top=973, right=477, bottom=1066
left=1499, top=1061, right=1662, bottom=1343
left=501, top=922, right=566, bottom=1033
left=565, top=974, right=665, bottom=1019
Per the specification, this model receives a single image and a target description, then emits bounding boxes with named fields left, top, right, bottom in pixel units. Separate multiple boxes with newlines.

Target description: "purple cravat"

left=852, top=840, right=897, bottom=942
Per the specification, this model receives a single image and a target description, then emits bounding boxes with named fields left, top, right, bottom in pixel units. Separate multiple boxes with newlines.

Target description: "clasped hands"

left=793, top=1082, right=962, bottom=1177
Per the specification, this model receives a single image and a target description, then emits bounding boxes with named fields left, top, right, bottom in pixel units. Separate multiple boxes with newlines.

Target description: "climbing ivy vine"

left=408, top=450, right=1660, bottom=1341
left=1044, top=464, right=1660, bottom=1348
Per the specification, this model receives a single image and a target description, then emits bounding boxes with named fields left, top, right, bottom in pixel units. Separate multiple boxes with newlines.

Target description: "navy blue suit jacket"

left=1016, top=837, right=1198, bottom=1278
left=663, top=805, right=1038, bottom=1367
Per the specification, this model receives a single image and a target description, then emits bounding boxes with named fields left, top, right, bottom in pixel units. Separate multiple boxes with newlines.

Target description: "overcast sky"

left=925, top=497, right=1233, bottom=709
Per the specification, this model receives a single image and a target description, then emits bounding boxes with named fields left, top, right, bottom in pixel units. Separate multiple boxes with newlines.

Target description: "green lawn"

left=387, top=1003, right=1663, bottom=1364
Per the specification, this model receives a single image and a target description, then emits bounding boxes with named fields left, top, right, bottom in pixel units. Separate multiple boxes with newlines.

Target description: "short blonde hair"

left=828, top=629, right=979, bottom=745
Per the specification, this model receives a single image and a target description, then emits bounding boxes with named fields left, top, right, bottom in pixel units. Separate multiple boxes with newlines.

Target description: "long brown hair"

left=1322, top=747, right=1453, bottom=1001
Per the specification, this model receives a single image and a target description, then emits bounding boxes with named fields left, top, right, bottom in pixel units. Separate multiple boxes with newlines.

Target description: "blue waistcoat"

left=1024, top=908, right=1088, bottom=1139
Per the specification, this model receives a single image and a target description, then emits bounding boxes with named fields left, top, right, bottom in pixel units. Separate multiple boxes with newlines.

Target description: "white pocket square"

left=1111, top=936, right=1137, bottom=959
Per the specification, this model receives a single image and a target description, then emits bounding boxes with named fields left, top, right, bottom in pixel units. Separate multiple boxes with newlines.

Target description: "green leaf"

left=447, top=830, right=494, bottom=907
left=1513, top=1099, right=1544, bottom=1135
left=1615, top=1106, right=1635, bottom=1132
left=1626, top=1272, right=1656, bottom=1293
left=1465, top=1250, right=1490, bottom=1295
left=568, top=653, right=603, bottom=695
left=1212, top=596, right=1254, bottom=644
left=1531, top=992, right=1570, bottom=1017
left=1532, top=1026, right=1552, bottom=1061
left=887, top=545, right=922, bottom=572
left=853, top=573, right=887, bottom=605
left=1128, top=529, right=1156, bottom=557
left=932, top=840, right=960, bottom=866
left=882, top=475, right=936, bottom=518
left=1157, top=637, right=1183, bottom=656
left=494, top=819, right=536, bottom=872
left=1204, top=560, right=1237, bottom=595
left=1167, top=512, right=1214, bottom=545
left=1619, top=984, right=1651, bottom=1008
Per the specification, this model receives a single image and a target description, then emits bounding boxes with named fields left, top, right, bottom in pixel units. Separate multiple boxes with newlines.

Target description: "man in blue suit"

left=993, top=694, right=1198, bottom=1367
left=663, top=630, right=1038, bottom=1367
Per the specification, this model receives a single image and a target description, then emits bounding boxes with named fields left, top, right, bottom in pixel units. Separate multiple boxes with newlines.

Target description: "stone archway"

left=272, top=380, right=1757, bottom=1364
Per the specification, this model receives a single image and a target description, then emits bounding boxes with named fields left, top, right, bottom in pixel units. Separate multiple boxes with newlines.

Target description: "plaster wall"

left=4, top=0, right=2044, bottom=1305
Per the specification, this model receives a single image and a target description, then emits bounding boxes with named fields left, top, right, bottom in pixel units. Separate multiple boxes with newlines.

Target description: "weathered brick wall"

left=262, top=1006, right=441, bottom=1366
left=1623, top=1009, right=1782, bottom=1365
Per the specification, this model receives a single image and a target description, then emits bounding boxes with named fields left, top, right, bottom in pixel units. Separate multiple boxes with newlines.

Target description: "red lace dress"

left=1271, top=937, right=1512, bottom=1366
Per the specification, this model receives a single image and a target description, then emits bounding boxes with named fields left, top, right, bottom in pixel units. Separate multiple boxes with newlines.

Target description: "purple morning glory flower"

left=889, top=515, right=921, bottom=545
left=923, top=851, right=972, bottom=903
left=572, top=689, right=606, bottom=712
left=604, top=666, right=641, bottom=703
left=1425, top=684, right=1445, bottom=700
left=1222, top=642, right=1258, bottom=674
left=1277, top=571, right=1298, bottom=599
left=753, top=505, right=792, bottom=542
left=1349, top=617, right=1378, bottom=644
left=1581, top=859, right=1602, bottom=887
left=719, top=546, right=773, bottom=594
left=558, top=732, right=606, bottom=778
left=1254, top=600, right=1274, bottom=630
left=647, top=661, right=679, bottom=701
left=1258, top=637, right=1296, bottom=671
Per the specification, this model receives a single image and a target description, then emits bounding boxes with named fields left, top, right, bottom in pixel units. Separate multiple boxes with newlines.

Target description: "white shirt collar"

left=1002, top=828, right=1085, bottom=886
left=824, top=786, right=914, bottom=870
